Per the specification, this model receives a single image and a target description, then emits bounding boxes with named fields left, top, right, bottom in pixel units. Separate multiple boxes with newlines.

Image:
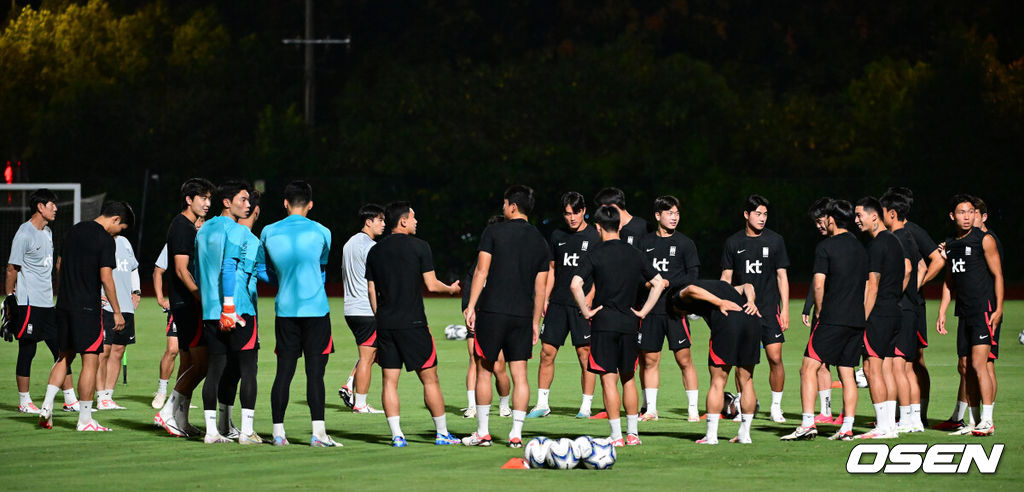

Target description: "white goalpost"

left=0, top=183, right=106, bottom=267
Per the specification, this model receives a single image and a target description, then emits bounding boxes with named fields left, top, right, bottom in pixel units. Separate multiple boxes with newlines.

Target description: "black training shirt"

left=867, top=230, right=907, bottom=318
left=476, top=219, right=551, bottom=317
left=812, top=232, right=868, bottom=327
left=577, top=239, right=658, bottom=333
left=548, top=225, right=601, bottom=305
left=167, top=213, right=199, bottom=307
left=721, top=228, right=790, bottom=316
left=945, top=227, right=996, bottom=317
left=620, top=216, right=648, bottom=250
left=640, top=231, right=699, bottom=314
left=365, top=233, right=433, bottom=330
left=893, top=229, right=921, bottom=309
left=56, top=221, right=116, bottom=312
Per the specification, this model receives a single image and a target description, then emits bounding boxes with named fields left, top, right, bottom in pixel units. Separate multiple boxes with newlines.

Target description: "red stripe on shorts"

left=241, top=318, right=258, bottom=351
left=708, top=341, right=726, bottom=366
left=361, top=330, right=377, bottom=347
left=588, top=351, right=606, bottom=373
left=17, top=305, right=31, bottom=338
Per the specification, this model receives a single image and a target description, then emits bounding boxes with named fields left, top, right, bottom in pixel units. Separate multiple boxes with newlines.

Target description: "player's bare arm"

left=864, top=273, right=879, bottom=320
left=632, top=273, right=665, bottom=319
left=678, top=284, right=742, bottom=315
left=463, top=251, right=491, bottom=329
left=570, top=275, right=601, bottom=319
left=423, top=271, right=460, bottom=296
left=983, top=234, right=1004, bottom=327
left=936, top=271, right=952, bottom=335
left=776, top=268, right=789, bottom=329
left=531, top=270, right=547, bottom=345
left=813, top=272, right=825, bottom=319
left=100, top=266, right=125, bottom=331
left=173, top=253, right=200, bottom=300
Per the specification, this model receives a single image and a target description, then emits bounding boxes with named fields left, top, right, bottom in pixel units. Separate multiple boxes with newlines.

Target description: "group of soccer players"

left=3, top=182, right=1004, bottom=448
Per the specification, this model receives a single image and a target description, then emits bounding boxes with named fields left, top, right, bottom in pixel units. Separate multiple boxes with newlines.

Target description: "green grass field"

left=1, top=298, right=1020, bottom=489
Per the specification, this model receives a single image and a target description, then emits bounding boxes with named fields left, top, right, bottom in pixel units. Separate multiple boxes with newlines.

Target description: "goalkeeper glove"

left=219, top=298, right=245, bottom=330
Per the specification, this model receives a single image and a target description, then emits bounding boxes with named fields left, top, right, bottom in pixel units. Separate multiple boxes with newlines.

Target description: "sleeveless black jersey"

left=946, top=227, right=995, bottom=317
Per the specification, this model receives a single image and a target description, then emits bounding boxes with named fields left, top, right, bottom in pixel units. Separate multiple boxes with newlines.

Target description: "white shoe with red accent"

left=97, top=399, right=125, bottom=410
left=77, top=420, right=112, bottom=431
left=18, top=402, right=40, bottom=414
left=353, top=404, right=384, bottom=414
left=696, top=436, right=719, bottom=445
left=154, top=412, right=186, bottom=437
left=62, top=401, right=80, bottom=412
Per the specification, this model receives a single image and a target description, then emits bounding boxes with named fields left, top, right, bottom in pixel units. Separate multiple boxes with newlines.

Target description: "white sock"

left=739, top=414, right=753, bottom=439
left=159, top=390, right=179, bottom=419
left=432, top=414, right=448, bottom=435
left=801, top=412, right=814, bottom=427
left=873, top=402, right=886, bottom=429
left=355, top=393, right=368, bottom=408
left=771, top=391, right=783, bottom=408
left=819, top=389, right=832, bottom=414
left=706, top=414, right=720, bottom=441
left=910, top=403, right=922, bottom=427
left=499, top=395, right=511, bottom=410
left=42, top=384, right=60, bottom=413
left=953, top=400, right=967, bottom=421
left=467, top=390, right=476, bottom=408
left=64, top=388, right=77, bottom=403
left=18, top=391, right=32, bottom=405
left=312, top=420, right=326, bottom=438
left=78, top=400, right=93, bottom=426
left=387, top=416, right=404, bottom=438
left=476, top=404, right=490, bottom=436
left=204, top=410, right=218, bottom=435
left=609, top=418, right=623, bottom=440
left=899, top=406, right=911, bottom=426
left=580, top=394, right=594, bottom=414
left=510, top=410, right=525, bottom=439
left=345, top=374, right=354, bottom=389
left=645, top=388, right=658, bottom=413
left=536, top=388, right=550, bottom=408
left=157, top=379, right=168, bottom=394
left=626, top=414, right=639, bottom=435
left=686, top=389, right=698, bottom=413
left=981, top=404, right=993, bottom=422
left=241, top=408, right=255, bottom=435
left=840, top=415, right=854, bottom=433
left=273, top=423, right=286, bottom=438
left=887, top=400, right=898, bottom=429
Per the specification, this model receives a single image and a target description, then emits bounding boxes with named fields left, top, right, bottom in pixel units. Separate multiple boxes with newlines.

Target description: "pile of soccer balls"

left=523, top=436, right=616, bottom=470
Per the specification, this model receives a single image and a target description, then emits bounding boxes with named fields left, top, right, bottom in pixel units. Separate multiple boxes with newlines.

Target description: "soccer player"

left=151, top=243, right=176, bottom=409
left=781, top=200, right=866, bottom=441
left=95, top=232, right=141, bottom=410
left=637, top=195, right=700, bottom=421
left=801, top=197, right=841, bottom=424
left=720, top=194, right=790, bottom=423
left=572, top=205, right=664, bottom=446
left=262, top=180, right=337, bottom=447
left=667, top=280, right=761, bottom=444
left=38, top=201, right=133, bottom=431
left=594, top=187, right=648, bottom=248
left=196, top=181, right=250, bottom=443
left=970, top=197, right=1002, bottom=406
left=880, top=192, right=926, bottom=433
left=155, top=178, right=214, bottom=437
left=338, top=203, right=386, bottom=414
left=854, top=197, right=911, bottom=439
left=528, top=191, right=600, bottom=419
left=936, top=195, right=1002, bottom=436
left=6, top=189, right=78, bottom=413
left=462, top=185, right=550, bottom=448
left=364, top=201, right=461, bottom=447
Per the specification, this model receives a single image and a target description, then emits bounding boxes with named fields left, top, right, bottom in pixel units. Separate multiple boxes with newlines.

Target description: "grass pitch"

left=0, top=298, right=1020, bottom=490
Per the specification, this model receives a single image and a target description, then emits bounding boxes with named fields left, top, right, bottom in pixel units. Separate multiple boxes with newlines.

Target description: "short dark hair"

left=885, top=187, right=915, bottom=207
left=807, top=197, right=833, bottom=220
left=100, top=201, right=135, bottom=229
left=180, top=178, right=215, bottom=211
left=561, top=191, right=586, bottom=214
left=744, top=194, right=769, bottom=213
left=247, top=190, right=261, bottom=214
left=358, top=203, right=385, bottom=228
left=385, top=201, right=412, bottom=230
left=594, top=187, right=626, bottom=209
left=28, top=188, right=58, bottom=215
left=593, top=205, right=620, bottom=232
left=653, top=195, right=680, bottom=213
left=856, top=196, right=883, bottom=217
left=283, top=180, right=313, bottom=207
left=879, top=192, right=910, bottom=220
left=825, top=199, right=855, bottom=229
left=971, top=196, right=988, bottom=215
left=217, top=180, right=251, bottom=213
left=948, top=193, right=975, bottom=214
left=504, top=185, right=535, bottom=214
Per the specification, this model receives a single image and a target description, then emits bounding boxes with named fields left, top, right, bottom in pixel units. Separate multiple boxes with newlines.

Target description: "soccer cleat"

left=77, top=420, right=112, bottom=432
left=855, top=428, right=898, bottom=439
left=770, top=407, right=786, bottom=423
left=461, top=432, right=492, bottom=447
left=507, top=437, right=523, bottom=448
left=153, top=413, right=186, bottom=437
left=640, top=405, right=647, bottom=415
left=626, top=434, right=642, bottom=446
left=932, top=418, right=966, bottom=431
left=589, top=411, right=609, bottom=420
left=434, top=432, right=460, bottom=445
left=224, top=426, right=241, bottom=440
left=499, top=405, right=512, bottom=418
left=780, top=425, right=818, bottom=441
left=896, top=423, right=924, bottom=434
left=63, top=401, right=80, bottom=412
left=814, top=413, right=835, bottom=425
left=526, top=406, right=550, bottom=419
left=696, top=437, right=718, bottom=445
left=687, top=410, right=701, bottom=422
left=640, top=411, right=659, bottom=422
left=272, top=436, right=290, bottom=446
left=972, top=420, right=994, bottom=436
left=391, top=436, right=408, bottom=448
left=183, top=422, right=203, bottom=438
left=948, top=425, right=975, bottom=436
left=733, top=413, right=743, bottom=422
left=151, top=392, right=166, bottom=409
left=38, top=408, right=53, bottom=429
left=575, top=411, right=591, bottom=419
left=204, top=433, right=233, bottom=444
left=461, top=407, right=476, bottom=419
left=609, top=438, right=625, bottom=447
left=310, top=435, right=342, bottom=448
left=338, top=385, right=355, bottom=409
left=352, top=405, right=384, bottom=414
left=238, top=432, right=264, bottom=445
left=729, top=435, right=752, bottom=444
left=828, top=430, right=854, bottom=441
left=18, top=402, right=40, bottom=414
left=96, top=399, right=125, bottom=410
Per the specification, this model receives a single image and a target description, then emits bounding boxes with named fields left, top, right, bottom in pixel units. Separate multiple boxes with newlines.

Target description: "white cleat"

left=151, top=392, right=167, bottom=409
left=687, top=409, right=701, bottom=422
left=18, top=402, right=40, bottom=414
left=948, top=425, right=975, bottom=436
left=154, top=412, right=186, bottom=437
left=62, top=401, right=80, bottom=412
left=499, top=405, right=512, bottom=418
left=856, top=428, right=898, bottom=439
left=352, top=405, right=385, bottom=414
left=77, top=420, right=112, bottom=431
left=239, top=432, right=264, bottom=445
left=461, top=406, right=476, bottom=419
left=770, top=407, right=786, bottom=423
left=204, top=433, right=233, bottom=444
left=97, top=399, right=125, bottom=410
left=729, top=435, right=752, bottom=444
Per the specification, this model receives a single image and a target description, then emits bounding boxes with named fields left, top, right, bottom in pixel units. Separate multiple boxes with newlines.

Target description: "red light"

left=4, top=162, right=12, bottom=184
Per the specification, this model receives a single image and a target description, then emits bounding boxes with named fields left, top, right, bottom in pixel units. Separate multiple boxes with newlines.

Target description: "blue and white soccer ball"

left=545, top=438, right=580, bottom=469
left=572, top=436, right=594, bottom=462
left=581, top=438, right=616, bottom=470
left=524, top=436, right=551, bottom=469
left=444, top=324, right=468, bottom=340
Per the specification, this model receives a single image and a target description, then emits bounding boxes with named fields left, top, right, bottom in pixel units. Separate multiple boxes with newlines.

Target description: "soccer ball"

left=1018, top=329, right=1024, bottom=345
left=572, top=436, right=594, bottom=461
left=581, top=438, right=616, bottom=469
left=545, top=438, right=580, bottom=469
left=524, top=436, right=551, bottom=469
left=722, top=392, right=740, bottom=420
left=444, top=324, right=468, bottom=340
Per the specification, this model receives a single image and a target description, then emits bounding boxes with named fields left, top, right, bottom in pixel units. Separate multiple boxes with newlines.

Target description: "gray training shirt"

left=102, top=235, right=139, bottom=314
left=342, top=232, right=375, bottom=316
left=8, top=221, right=54, bottom=307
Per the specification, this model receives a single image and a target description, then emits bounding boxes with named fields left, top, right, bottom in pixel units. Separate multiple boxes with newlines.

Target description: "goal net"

left=0, top=184, right=106, bottom=270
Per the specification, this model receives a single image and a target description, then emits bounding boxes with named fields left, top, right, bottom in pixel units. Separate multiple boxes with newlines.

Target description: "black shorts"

left=275, top=315, right=333, bottom=357
left=638, top=313, right=690, bottom=352
left=864, top=314, right=899, bottom=359
left=13, top=305, right=56, bottom=342
left=805, top=322, right=862, bottom=368
left=956, top=314, right=996, bottom=359
left=915, top=303, right=928, bottom=348
left=170, top=303, right=203, bottom=351
left=540, top=303, right=591, bottom=347
left=587, top=330, right=638, bottom=376
left=377, top=328, right=437, bottom=371
left=57, top=308, right=104, bottom=355
left=165, top=312, right=177, bottom=337
left=473, top=311, right=533, bottom=362
left=102, top=311, right=136, bottom=346
left=892, top=309, right=919, bottom=361
left=205, top=314, right=260, bottom=354
left=345, top=315, right=377, bottom=347
left=706, top=311, right=761, bottom=367
left=760, top=315, right=786, bottom=347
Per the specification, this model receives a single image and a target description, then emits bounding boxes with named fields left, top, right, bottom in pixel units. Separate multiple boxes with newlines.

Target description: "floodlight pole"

left=281, top=0, right=350, bottom=127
